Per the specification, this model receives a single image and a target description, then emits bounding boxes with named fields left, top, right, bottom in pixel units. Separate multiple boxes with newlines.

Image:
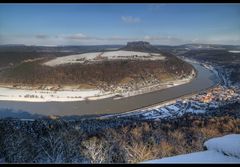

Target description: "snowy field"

left=0, top=87, right=114, bottom=102
left=143, top=134, right=240, bottom=163
left=43, top=50, right=165, bottom=66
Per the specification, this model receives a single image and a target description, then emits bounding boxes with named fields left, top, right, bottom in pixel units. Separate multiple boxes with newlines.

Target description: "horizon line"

left=1, top=42, right=240, bottom=47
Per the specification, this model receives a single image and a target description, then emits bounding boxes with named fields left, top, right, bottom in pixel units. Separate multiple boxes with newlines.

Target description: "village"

left=117, top=84, right=240, bottom=120
left=107, top=61, right=240, bottom=121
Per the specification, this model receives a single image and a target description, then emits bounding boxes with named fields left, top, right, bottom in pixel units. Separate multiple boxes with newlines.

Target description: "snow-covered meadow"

left=0, top=86, right=114, bottom=102
left=43, top=50, right=165, bottom=67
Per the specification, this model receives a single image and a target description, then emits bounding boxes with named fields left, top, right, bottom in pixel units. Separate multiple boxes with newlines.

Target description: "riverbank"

left=0, top=75, right=193, bottom=102
left=0, top=59, right=217, bottom=117
left=100, top=58, right=221, bottom=119
left=113, top=70, right=196, bottom=100
left=0, top=70, right=195, bottom=102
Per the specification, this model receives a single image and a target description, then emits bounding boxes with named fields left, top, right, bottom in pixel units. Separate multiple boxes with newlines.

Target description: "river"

left=0, top=61, right=218, bottom=118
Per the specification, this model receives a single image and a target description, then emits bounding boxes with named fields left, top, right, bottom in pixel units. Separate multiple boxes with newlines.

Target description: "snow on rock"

left=142, top=134, right=240, bottom=163
left=159, top=108, right=170, bottom=114
left=143, top=150, right=240, bottom=163
left=204, top=134, right=240, bottom=158
left=186, top=108, right=206, bottom=114
left=166, top=105, right=179, bottom=111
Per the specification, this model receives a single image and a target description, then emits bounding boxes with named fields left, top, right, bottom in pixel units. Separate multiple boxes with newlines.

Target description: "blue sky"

left=0, top=4, right=239, bottom=45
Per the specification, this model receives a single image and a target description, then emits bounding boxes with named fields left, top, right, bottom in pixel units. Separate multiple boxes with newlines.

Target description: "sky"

left=0, top=3, right=240, bottom=46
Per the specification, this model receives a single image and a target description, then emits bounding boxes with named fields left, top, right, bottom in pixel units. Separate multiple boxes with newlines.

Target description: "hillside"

left=0, top=42, right=195, bottom=93
left=0, top=45, right=122, bottom=68
left=179, top=49, right=240, bottom=86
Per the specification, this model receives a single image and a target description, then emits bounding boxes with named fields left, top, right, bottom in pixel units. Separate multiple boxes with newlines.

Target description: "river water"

left=0, top=61, right=218, bottom=118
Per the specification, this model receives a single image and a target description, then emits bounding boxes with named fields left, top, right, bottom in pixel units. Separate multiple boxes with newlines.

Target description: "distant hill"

left=178, top=44, right=240, bottom=51
left=0, top=45, right=122, bottom=67
left=0, top=44, right=122, bottom=53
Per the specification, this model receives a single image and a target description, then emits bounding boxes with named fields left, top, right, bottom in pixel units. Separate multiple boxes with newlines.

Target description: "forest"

left=0, top=101, right=239, bottom=163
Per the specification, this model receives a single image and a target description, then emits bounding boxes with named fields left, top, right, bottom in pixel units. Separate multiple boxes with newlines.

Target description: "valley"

left=0, top=42, right=195, bottom=102
left=1, top=3, right=240, bottom=164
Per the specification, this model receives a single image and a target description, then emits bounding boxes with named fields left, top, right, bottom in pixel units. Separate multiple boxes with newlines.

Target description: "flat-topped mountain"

left=121, top=41, right=160, bottom=53
left=126, top=41, right=151, bottom=48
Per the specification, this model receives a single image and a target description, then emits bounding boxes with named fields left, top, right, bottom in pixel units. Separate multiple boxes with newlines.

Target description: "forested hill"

left=0, top=42, right=194, bottom=91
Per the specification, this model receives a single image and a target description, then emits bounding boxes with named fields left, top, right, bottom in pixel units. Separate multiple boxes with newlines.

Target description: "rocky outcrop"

left=121, top=41, right=160, bottom=53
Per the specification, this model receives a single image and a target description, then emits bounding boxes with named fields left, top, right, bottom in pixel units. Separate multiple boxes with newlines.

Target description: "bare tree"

left=37, top=130, right=64, bottom=163
left=81, top=137, right=107, bottom=164
left=123, top=141, right=158, bottom=163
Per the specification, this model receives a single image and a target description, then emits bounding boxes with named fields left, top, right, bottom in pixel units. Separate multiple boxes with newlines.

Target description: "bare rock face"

left=127, top=41, right=151, bottom=48
left=121, top=41, right=160, bottom=53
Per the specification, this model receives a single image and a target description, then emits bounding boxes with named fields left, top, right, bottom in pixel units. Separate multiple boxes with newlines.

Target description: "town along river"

left=0, top=61, right=219, bottom=118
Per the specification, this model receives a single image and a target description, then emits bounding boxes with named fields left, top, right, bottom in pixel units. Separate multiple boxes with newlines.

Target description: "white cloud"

left=64, top=33, right=89, bottom=40
left=189, top=34, right=240, bottom=45
left=121, top=16, right=141, bottom=24
left=106, top=36, right=139, bottom=41
left=147, top=4, right=165, bottom=12
left=144, top=35, right=151, bottom=40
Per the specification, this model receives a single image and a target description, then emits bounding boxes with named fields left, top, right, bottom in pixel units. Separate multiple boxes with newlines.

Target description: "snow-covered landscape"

left=0, top=86, right=117, bottom=102
left=143, top=134, right=240, bottom=163
left=1, top=3, right=240, bottom=164
left=0, top=73, right=194, bottom=102
left=43, top=50, right=165, bottom=67
left=0, top=51, right=194, bottom=102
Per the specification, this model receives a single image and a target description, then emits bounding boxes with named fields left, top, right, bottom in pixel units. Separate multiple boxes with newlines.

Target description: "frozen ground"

left=43, top=50, right=165, bottom=66
left=142, top=134, right=240, bottom=163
